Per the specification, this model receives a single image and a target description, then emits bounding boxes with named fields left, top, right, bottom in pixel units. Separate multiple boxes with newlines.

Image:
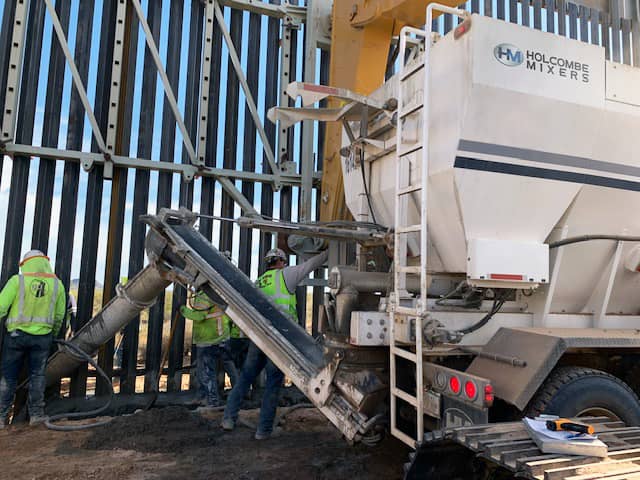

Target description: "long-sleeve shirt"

left=281, top=250, right=328, bottom=294
left=180, top=302, right=231, bottom=346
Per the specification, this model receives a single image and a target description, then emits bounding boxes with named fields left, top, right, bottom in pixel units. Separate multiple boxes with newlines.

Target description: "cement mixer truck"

left=266, top=3, right=640, bottom=452
left=45, top=5, right=640, bottom=478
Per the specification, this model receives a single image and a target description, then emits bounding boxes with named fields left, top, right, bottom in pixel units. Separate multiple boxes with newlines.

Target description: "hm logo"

left=30, top=280, right=48, bottom=298
left=494, top=44, right=523, bottom=67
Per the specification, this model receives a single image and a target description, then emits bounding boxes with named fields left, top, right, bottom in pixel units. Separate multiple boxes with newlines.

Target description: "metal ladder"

left=389, top=4, right=468, bottom=449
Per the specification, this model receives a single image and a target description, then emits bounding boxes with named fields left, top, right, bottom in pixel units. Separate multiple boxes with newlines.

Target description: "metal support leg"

left=104, top=0, right=130, bottom=178
left=2, top=0, right=30, bottom=142
left=300, top=0, right=319, bottom=222
left=277, top=19, right=293, bottom=168
left=596, top=240, right=624, bottom=326
left=197, top=1, right=216, bottom=165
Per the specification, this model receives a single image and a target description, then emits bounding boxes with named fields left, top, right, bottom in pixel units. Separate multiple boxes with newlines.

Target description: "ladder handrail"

left=391, top=25, right=429, bottom=449
left=390, top=4, right=468, bottom=449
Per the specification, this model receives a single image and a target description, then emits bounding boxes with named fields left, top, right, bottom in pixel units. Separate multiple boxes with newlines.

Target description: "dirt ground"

left=0, top=406, right=409, bottom=480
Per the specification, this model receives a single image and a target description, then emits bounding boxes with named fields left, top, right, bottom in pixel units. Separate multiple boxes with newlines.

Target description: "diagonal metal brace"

left=43, top=0, right=108, bottom=155
left=216, top=177, right=261, bottom=218
left=130, top=0, right=199, bottom=166
left=213, top=0, right=281, bottom=184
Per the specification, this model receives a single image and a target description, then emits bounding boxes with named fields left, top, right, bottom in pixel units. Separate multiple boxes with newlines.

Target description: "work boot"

left=254, top=427, right=281, bottom=440
left=29, top=416, right=48, bottom=426
left=196, top=405, right=222, bottom=414
left=221, top=418, right=235, bottom=431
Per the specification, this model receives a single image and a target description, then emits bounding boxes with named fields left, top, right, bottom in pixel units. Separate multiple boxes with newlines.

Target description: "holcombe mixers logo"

left=493, top=43, right=590, bottom=83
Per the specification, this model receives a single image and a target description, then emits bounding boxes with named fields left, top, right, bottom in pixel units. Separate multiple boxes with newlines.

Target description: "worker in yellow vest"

left=0, top=250, right=66, bottom=427
left=222, top=247, right=327, bottom=440
left=229, top=319, right=248, bottom=372
left=181, top=291, right=238, bottom=408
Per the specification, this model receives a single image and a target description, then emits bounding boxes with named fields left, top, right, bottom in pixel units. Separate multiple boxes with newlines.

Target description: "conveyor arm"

left=145, top=209, right=369, bottom=441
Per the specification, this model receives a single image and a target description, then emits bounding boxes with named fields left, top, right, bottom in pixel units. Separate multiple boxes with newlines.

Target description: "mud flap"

left=441, top=397, right=488, bottom=428
left=403, top=440, right=483, bottom=480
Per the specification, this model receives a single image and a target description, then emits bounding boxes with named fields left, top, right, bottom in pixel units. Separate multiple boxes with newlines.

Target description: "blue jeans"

left=223, top=342, right=284, bottom=435
left=229, top=337, right=249, bottom=371
left=0, top=330, right=52, bottom=420
left=196, top=342, right=238, bottom=406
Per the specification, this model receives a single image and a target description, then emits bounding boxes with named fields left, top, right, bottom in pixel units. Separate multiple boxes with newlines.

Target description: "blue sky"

left=0, top=0, right=612, bottom=283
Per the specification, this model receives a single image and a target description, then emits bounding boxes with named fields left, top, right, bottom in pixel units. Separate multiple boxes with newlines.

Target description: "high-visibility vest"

left=256, top=269, right=296, bottom=320
left=230, top=321, right=245, bottom=338
left=7, top=273, right=60, bottom=327
left=205, top=307, right=227, bottom=339
left=180, top=300, right=231, bottom=345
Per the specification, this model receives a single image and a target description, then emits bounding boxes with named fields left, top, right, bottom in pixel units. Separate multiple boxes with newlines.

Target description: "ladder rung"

left=397, top=184, right=422, bottom=196
left=391, top=347, right=417, bottom=363
left=391, top=426, right=418, bottom=448
left=391, top=427, right=417, bottom=448
left=399, top=103, right=423, bottom=119
left=396, top=225, right=421, bottom=234
left=398, top=143, right=423, bottom=156
left=394, top=305, right=419, bottom=316
left=400, top=61, right=424, bottom=81
left=392, top=387, right=418, bottom=407
left=397, top=265, right=421, bottom=274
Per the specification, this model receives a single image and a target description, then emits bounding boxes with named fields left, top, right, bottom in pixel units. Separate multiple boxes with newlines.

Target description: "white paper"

left=523, top=418, right=598, bottom=442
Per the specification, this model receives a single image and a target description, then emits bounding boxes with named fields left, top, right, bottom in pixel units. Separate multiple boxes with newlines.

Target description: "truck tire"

left=526, top=366, right=640, bottom=426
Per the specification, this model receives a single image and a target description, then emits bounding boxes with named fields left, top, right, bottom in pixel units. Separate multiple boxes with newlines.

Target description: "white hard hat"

left=264, top=248, right=287, bottom=264
left=20, top=249, right=48, bottom=265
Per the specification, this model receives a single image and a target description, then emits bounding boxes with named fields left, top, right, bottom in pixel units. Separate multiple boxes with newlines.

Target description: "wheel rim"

left=576, top=407, right=621, bottom=421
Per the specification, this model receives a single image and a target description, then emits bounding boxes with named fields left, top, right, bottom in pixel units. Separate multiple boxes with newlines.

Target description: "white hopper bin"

left=342, top=14, right=640, bottom=325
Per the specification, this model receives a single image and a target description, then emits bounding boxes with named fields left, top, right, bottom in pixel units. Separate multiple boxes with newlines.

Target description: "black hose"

left=276, top=402, right=314, bottom=427
left=360, top=154, right=379, bottom=225
left=358, top=413, right=386, bottom=447
left=315, top=220, right=387, bottom=231
left=45, top=340, right=113, bottom=431
left=435, top=282, right=465, bottom=306
left=549, top=235, right=640, bottom=248
left=458, top=292, right=509, bottom=335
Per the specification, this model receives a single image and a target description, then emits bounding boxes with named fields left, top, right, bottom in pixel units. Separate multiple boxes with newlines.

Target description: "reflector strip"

left=490, top=273, right=524, bottom=280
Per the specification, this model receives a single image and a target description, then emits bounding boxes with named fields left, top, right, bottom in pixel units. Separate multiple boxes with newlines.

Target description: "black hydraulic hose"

left=276, top=402, right=314, bottom=427
left=316, top=220, right=387, bottom=231
left=549, top=235, right=640, bottom=248
left=458, top=294, right=508, bottom=335
left=435, top=282, right=465, bottom=306
left=360, top=155, right=379, bottom=225
left=45, top=340, right=114, bottom=431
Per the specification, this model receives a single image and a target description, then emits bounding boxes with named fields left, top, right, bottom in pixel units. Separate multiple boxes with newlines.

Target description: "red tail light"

left=484, top=384, right=494, bottom=407
left=449, top=376, right=461, bottom=395
left=464, top=380, right=477, bottom=400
